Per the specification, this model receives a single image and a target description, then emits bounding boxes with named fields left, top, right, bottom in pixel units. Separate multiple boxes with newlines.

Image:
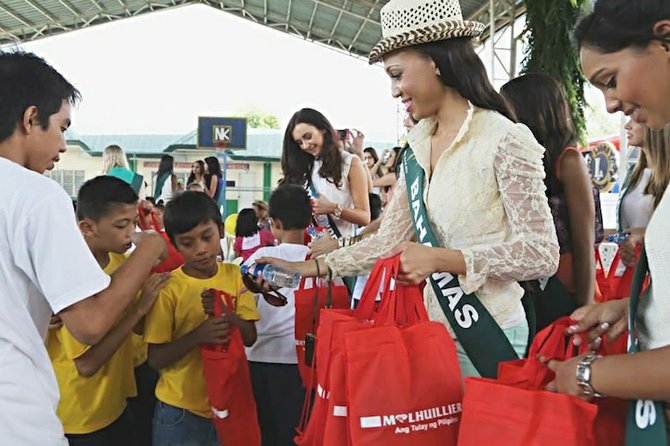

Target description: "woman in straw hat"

left=259, top=0, right=559, bottom=377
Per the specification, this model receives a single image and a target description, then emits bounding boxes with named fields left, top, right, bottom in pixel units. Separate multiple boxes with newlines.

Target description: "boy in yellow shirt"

left=144, top=191, right=259, bottom=446
left=48, top=176, right=170, bottom=446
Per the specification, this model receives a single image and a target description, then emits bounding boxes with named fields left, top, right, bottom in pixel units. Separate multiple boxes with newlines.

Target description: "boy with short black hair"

left=144, top=191, right=259, bottom=446
left=244, top=184, right=312, bottom=446
left=48, top=175, right=170, bottom=446
left=0, top=50, right=165, bottom=445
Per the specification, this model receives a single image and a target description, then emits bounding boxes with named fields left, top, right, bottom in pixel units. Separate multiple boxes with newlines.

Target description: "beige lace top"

left=325, top=105, right=560, bottom=334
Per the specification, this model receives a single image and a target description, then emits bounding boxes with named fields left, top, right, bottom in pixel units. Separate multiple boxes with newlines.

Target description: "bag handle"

left=353, top=256, right=396, bottom=321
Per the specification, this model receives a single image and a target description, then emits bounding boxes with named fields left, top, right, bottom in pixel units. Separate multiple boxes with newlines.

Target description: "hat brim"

left=368, top=20, right=485, bottom=64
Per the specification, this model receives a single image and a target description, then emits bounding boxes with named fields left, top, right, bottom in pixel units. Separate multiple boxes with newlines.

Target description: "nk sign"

left=197, top=117, right=247, bottom=150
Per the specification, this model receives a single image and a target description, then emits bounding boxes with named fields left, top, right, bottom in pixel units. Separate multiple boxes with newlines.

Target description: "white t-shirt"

left=638, top=184, right=670, bottom=350
left=244, top=243, right=310, bottom=364
left=0, top=158, right=110, bottom=445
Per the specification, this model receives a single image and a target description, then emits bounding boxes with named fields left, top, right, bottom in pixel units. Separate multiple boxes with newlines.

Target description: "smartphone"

left=337, top=129, right=350, bottom=140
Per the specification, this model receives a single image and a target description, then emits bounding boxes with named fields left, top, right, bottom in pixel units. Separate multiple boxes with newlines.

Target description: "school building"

left=52, top=128, right=398, bottom=213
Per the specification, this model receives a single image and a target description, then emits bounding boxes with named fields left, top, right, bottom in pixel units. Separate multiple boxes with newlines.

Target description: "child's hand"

left=195, top=317, right=230, bottom=345
left=137, top=273, right=171, bottom=315
left=201, top=289, right=216, bottom=316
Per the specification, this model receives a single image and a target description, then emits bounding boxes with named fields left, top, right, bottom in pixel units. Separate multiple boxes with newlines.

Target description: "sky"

left=13, top=4, right=402, bottom=142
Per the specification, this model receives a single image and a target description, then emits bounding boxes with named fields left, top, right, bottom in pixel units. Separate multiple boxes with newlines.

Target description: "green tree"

left=240, top=109, right=280, bottom=129
left=521, top=0, right=588, bottom=143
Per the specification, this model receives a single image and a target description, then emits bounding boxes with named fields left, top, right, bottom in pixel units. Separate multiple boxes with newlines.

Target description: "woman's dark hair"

left=574, top=0, right=670, bottom=53
left=187, top=160, right=205, bottom=185
left=236, top=208, right=260, bottom=237
left=280, top=108, right=344, bottom=188
left=204, top=156, right=222, bottom=189
left=164, top=191, right=222, bottom=246
left=501, top=73, right=577, bottom=197
left=388, top=146, right=402, bottom=173
left=157, top=155, right=174, bottom=179
left=364, top=147, right=379, bottom=164
left=412, top=38, right=516, bottom=122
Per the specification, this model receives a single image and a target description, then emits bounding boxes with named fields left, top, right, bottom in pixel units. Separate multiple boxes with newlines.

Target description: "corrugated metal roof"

left=1, top=0, right=510, bottom=58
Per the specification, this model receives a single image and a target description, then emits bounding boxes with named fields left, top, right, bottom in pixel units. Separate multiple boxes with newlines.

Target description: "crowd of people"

left=1, top=0, right=670, bottom=444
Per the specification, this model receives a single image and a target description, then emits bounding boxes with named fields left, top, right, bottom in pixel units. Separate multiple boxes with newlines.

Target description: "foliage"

left=521, top=0, right=588, bottom=144
left=240, top=108, right=280, bottom=129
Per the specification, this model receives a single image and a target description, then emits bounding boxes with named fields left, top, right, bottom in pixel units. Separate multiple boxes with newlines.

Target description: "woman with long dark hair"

left=281, top=108, right=370, bottom=238
left=501, top=73, right=603, bottom=329
left=153, top=154, right=176, bottom=204
left=187, top=160, right=205, bottom=190
left=259, top=0, right=559, bottom=377
left=203, top=156, right=223, bottom=203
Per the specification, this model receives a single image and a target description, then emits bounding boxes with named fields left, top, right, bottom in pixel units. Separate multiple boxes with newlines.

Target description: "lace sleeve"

left=325, top=169, right=415, bottom=277
left=460, top=124, right=560, bottom=293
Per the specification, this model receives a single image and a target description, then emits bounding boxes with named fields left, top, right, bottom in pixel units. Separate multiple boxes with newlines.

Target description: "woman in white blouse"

left=261, top=0, right=559, bottom=376
left=281, top=108, right=370, bottom=238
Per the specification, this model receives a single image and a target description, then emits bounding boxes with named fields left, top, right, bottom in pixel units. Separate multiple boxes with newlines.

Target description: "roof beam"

left=306, top=2, right=318, bottom=38
left=0, top=3, right=35, bottom=28
left=24, top=0, right=61, bottom=25
left=88, top=0, right=105, bottom=12
left=347, top=0, right=381, bottom=51
left=56, top=0, right=81, bottom=17
left=285, top=0, right=292, bottom=31
left=327, top=0, right=347, bottom=44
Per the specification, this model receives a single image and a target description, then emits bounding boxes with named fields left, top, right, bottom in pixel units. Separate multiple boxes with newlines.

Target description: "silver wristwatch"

left=333, top=203, right=343, bottom=219
left=576, top=351, right=604, bottom=398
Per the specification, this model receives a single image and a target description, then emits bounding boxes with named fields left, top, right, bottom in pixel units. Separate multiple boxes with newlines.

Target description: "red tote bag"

left=137, top=206, right=184, bottom=273
left=200, top=290, right=261, bottom=446
left=295, top=259, right=392, bottom=446
left=343, top=256, right=463, bottom=446
left=460, top=317, right=625, bottom=446
left=294, top=274, right=350, bottom=389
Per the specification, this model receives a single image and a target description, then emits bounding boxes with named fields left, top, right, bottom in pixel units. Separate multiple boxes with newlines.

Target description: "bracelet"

left=338, top=236, right=363, bottom=248
left=333, top=203, right=343, bottom=219
left=576, top=351, right=604, bottom=398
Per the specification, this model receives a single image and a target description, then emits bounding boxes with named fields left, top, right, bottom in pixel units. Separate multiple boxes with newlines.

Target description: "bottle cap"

left=240, top=265, right=249, bottom=275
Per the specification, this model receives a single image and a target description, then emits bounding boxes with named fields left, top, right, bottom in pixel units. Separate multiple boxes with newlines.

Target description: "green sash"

left=625, top=247, right=668, bottom=445
left=402, top=147, right=518, bottom=378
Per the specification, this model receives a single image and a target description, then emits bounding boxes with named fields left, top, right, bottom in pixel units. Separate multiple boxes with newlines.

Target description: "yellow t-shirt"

left=47, top=253, right=137, bottom=434
left=144, top=262, right=259, bottom=418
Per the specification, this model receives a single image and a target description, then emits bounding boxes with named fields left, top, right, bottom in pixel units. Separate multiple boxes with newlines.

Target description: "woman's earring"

left=436, top=68, right=442, bottom=77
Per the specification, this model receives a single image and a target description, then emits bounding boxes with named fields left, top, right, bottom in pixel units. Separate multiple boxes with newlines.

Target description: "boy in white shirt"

left=244, top=184, right=312, bottom=446
left=0, top=51, right=166, bottom=445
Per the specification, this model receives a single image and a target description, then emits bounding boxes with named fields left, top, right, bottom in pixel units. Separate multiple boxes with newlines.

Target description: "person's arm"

left=224, top=312, right=256, bottom=347
left=206, top=175, right=218, bottom=199
left=313, top=157, right=371, bottom=226
left=546, top=345, right=670, bottom=401
left=455, top=125, right=560, bottom=293
left=258, top=168, right=416, bottom=278
left=74, top=273, right=170, bottom=376
left=147, top=317, right=230, bottom=370
left=373, top=172, right=397, bottom=189
left=560, top=149, right=596, bottom=306
left=58, top=232, right=167, bottom=345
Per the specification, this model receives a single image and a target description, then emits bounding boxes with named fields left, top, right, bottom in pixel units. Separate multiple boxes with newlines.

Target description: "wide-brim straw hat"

left=369, top=0, right=485, bottom=64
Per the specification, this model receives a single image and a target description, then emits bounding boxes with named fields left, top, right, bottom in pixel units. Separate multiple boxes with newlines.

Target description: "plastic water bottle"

left=307, top=226, right=326, bottom=241
left=240, top=263, right=302, bottom=289
left=607, top=232, right=630, bottom=245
